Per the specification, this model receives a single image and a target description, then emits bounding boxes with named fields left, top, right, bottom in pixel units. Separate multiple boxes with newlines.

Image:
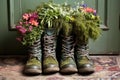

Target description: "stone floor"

left=0, top=55, right=120, bottom=80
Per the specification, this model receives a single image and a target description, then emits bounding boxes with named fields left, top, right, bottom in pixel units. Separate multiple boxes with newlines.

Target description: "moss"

left=43, top=56, right=58, bottom=66
left=26, top=57, right=41, bottom=66
left=72, top=13, right=101, bottom=42
left=60, top=57, right=75, bottom=67
left=78, top=56, right=90, bottom=65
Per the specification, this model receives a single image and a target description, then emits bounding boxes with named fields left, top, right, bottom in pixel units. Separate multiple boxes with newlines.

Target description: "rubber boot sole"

left=78, top=67, right=95, bottom=74
left=60, top=66, right=77, bottom=74
left=24, top=68, right=42, bottom=74
left=43, top=66, right=59, bottom=74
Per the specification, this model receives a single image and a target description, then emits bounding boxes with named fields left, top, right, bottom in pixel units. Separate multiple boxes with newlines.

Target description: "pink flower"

left=29, top=18, right=39, bottom=26
left=93, top=10, right=96, bottom=13
left=84, top=7, right=95, bottom=13
left=16, top=25, right=27, bottom=34
left=93, top=10, right=97, bottom=15
left=31, top=12, right=38, bottom=19
left=16, top=25, right=22, bottom=29
left=19, top=22, right=23, bottom=25
left=28, top=13, right=32, bottom=17
left=28, top=26, right=33, bottom=32
left=22, top=13, right=29, bottom=20
left=18, top=27, right=27, bottom=34
left=16, top=37, right=23, bottom=42
left=24, top=21, right=29, bottom=26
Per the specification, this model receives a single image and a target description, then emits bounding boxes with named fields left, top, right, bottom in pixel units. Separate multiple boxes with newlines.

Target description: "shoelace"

left=62, top=36, right=75, bottom=58
left=28, top=39, right=42, bottom=61
left=76, top=45, right=91, bottom=60
left=43, top=34, right=56, bottom=57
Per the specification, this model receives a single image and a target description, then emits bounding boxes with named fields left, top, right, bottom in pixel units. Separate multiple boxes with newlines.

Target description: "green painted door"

left=0, top=0, right=119, bottom=54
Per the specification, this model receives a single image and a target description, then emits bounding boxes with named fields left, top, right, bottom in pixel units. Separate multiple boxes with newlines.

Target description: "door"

left=8, top=0, right=120, bottom=54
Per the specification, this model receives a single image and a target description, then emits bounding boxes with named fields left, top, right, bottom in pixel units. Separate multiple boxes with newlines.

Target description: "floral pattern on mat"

left=0, top=56, right=120, bottom=80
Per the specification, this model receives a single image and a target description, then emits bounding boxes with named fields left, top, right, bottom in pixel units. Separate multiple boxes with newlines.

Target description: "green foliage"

left=16, top=10, right=43, bottom=46
left=22, top=26, right=43, bottom=46
left=60, top=18, right=73, bottom=36
left=58, top=3, right=74, bottom=36
left=76, top=16, right=100, bottom=41
left=36, top=1, right=74, bottom=36
left=36, top=1, right=61, bottom=28
left=16, top=1, right=102, bottom=46
left=72, top=8, right=101, bottom=42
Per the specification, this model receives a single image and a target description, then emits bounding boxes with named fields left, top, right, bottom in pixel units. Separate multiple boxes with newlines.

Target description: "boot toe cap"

left=78, top=64, right=95, bottom=73
left=60, top=64, right=77, bottom=73
left=43, top=64, right=59, bottom=73
left=24, top=65, right=42, bottom=74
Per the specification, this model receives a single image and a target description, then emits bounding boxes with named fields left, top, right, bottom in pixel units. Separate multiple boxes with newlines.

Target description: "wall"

left=0, top=0, right=120, bottom=55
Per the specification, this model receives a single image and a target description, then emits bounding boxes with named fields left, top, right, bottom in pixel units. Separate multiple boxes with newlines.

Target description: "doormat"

left=0, top=55, right=120, bottom=80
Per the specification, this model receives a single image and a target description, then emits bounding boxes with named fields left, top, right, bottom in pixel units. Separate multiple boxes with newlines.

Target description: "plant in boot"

left=59, top=3, right=77, bottom=74
left=75, top=38, right=95, bottom=74
left=60, top=35, right=77, bottom=74
left=72, top=3, right=102, bottom=74
left=24, top=39, right=42, bottom=74
left=16, top=11, right=43, bottom=46
left=36, top=1, right=62, bottom=31
left=42, top=28, right=59, bottom=73
left=36, top=1, right=62, bottom=73
left=16, top=11, right=43, bottom=74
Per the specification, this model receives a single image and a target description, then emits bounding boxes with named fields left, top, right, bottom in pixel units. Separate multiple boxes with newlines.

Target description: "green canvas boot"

left=43, top=28, right=59, bottom=73
left=75, top=43, right=94, bottom=74
left=60, top=36, right=77, bottom=73
left=24, top=39, right=42, bottom=74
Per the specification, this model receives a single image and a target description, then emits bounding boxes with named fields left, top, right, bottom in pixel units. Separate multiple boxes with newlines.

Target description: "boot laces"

left=76, top=45, right=91, bottom=60
left=28, top=39, right=41, bottom=61
left=43, top=34, right=56, bottom=57
left=62, top=36, right=75, bottom=58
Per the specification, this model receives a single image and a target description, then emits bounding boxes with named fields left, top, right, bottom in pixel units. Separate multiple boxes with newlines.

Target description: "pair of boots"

left=24, top=28, right=94, bottom=74
left=24, top=28, right=59, bottom=74
left=60, top=35, right=94, bottom=74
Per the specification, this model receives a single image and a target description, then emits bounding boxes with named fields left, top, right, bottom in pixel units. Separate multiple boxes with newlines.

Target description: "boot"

left=60, top=35, right=77, bottom=73
left=24, top=39, right=42, bottom=74
left=43, top=28, right=59, bottom=73
left=75, top=42, right=94, bottom=74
